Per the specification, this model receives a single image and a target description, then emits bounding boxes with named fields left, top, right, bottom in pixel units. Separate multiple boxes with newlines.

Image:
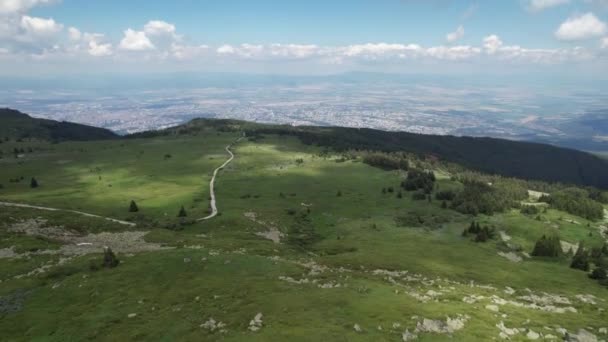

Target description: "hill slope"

left=0, top=108, right=117, bottom=142
left=140, top=118, right=608, bottom=189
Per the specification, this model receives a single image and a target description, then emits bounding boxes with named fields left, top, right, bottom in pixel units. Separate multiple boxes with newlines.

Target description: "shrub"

left=589, top=267, right=607, bottom=280
left=435, top=190, right=456, bottom=201
left=178, top=206, right=187, bottom=217
left=401, top=169, right=435, bottom=193
left=540, top=188, right=603, bottom=221
left=411, top=192, right=427, bottom=201
left=520, top=205, right=540, bottom=215
left=362, top=152, right=409, bottom=170
left=30, top=177, right=38, bottom=188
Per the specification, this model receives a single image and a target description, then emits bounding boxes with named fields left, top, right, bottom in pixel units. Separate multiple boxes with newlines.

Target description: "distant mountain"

left=0, top=108, right=117, bottom=142
left=142, top=118, right=608, bottom=189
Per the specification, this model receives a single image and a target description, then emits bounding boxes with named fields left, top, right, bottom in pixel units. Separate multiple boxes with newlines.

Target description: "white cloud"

left=171, top=43, right=208, bottom=60
left=217, top=44, right=235, bottom=54
left=119, top=28, right=154, bottom=51
left=20, top=15, right=62, bottom=36
left=88, top=40, right=112, bottom=57
left=68, top=26, right=80, bottom=40
left=483, top=35, right=503, bottom=54
left=0, top=0, right=56, bottom=15
left=555, top=12, right=607, bottom=41
left=269, top=44, right=319, bottom=58
left=446, top=25, right=464, bottom=43
left=144, top=20, right=176, bottom=36
left=601, top=36, right=608, bottom=48
left=342, top=43, right=422, bottom=58
left=527, top=0, right=569, bottom=12
left=426, top=45, right=481, bottom=60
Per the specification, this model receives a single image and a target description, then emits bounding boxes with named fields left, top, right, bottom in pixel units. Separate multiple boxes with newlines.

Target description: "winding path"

left=0, top=201, right=136, bottom=226
left=198, top=136, right=243, bottom=221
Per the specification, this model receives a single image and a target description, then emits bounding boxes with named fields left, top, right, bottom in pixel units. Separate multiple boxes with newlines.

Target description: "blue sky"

left=26, top=0, right=594, bottom=47
left=1, top=0, right=607, bottom=77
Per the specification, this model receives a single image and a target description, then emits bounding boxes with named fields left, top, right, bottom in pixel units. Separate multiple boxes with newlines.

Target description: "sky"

left=1, top=0, right=608, bottom=78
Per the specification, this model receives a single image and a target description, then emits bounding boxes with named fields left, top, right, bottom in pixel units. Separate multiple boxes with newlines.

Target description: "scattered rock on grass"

left=402, top=329, right=418, bottom=341
left=201, top=318, right=226, bottom=332
left=249, top=313, right=263, bottom=332
left=415, top=315, right=469, bottom=334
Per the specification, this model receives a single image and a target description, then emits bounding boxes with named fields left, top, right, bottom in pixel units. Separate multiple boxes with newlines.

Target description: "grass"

left=1, top=131, right=607, bottom=341
left=0, top=131, right=239, bottom=223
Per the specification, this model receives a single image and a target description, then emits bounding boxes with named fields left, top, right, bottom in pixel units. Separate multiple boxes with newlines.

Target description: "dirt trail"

left=198, top=136, right=243, bottom=221
left=0, top=201, right=135, bottom=226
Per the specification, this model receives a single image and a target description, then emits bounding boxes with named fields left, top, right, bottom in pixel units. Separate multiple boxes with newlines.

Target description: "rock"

left=485, top=304, right=500, bottom=312
left=354, top=324, right=362, bottom=332
left=497, top=321, right=520, bottom=338
left=402, top=329, right=418, bottom=341
left=463, top=295, right=485, bottom=304
left=598, top=328, right=607, bottom=334
left=201, top=318, right=226, bottom=332
left=498, top=251, right=523, bottom=263
left=566, top=329, right=598, bottom=342
left=575, top=294, right=597, bottom=305
left=249, top=313, right=263, bottom=332
left=504, top=287, right=516, bottom=295
left=183, top=257, right=191, bottom=263
left=415, top=315, right=469, bottom=334
left=127, top=313, right=137, bottom=318
left=526, top=330, right=540, bottom=340
left=499, top=231, right=512, bottom=242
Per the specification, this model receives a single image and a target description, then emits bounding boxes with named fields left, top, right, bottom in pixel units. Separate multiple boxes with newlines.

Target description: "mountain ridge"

left=0, top=108, right=117, bottom=142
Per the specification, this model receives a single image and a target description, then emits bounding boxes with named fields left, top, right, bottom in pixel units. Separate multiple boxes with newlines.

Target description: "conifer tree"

left=178, top=206, right=187, bottom=217
left=30, top=177, right=38, bottom=188
left=570, top=242, right=590, bottom=271
left=129, top=200, right=139, bottom=213
left=103, top=247, right=119, bottom=268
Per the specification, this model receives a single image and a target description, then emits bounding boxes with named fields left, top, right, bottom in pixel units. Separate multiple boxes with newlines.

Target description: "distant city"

left=1, top=74, right=607, bottom=152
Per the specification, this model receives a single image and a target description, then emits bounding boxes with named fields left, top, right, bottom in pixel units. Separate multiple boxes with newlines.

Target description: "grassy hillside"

left=0, top=108, right=117, bottom=142
left=140, top=118, right=608, bottom=189
left=1, top=124, right=607, bottom=341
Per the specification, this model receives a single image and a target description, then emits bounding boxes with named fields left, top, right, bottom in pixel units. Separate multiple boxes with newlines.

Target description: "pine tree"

left=336, top=190, right=342, bottom=197
left=178, top=206, right=187, bottom=217
left=468, top=221, right=477, bottom=233
left=129, top=200, right=139, bottom=213
left=570, top=242, right=590, bottom=271
left=30, top=177, right=38, bottom=188
left=103, top=246, right=119, bottom=268
left=475, top=228, right=489, bottom=242
left=441, top=201, right=448, bottom=209
left=531, top=234, right=562, bottom=258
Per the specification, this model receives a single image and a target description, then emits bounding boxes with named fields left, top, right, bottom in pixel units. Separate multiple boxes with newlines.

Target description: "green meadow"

left=1, top=128, right=607, bottom=341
